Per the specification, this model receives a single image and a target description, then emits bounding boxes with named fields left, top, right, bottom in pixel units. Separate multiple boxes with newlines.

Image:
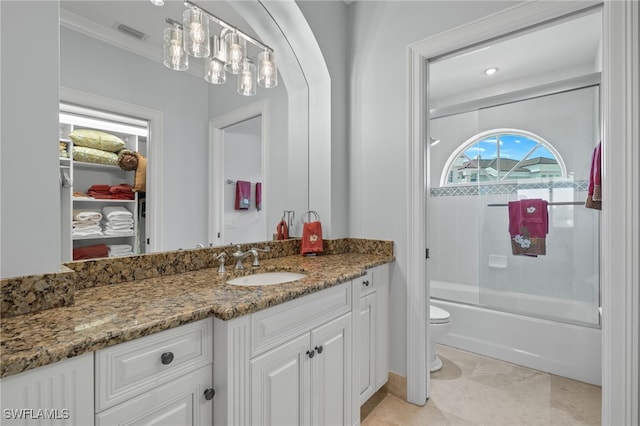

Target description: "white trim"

left=209, top=100, right=270, bottom=246
left=601, top=1, right=639, bottom=424
left=407, top=46, right=428, bottom=405
left=407, top=0, right=604, bottom=406
left=59, top=87, right=163, bottom=253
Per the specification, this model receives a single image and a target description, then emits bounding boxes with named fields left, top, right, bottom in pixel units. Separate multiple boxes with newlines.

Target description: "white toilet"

left=429, top=305, right=451, bottom=372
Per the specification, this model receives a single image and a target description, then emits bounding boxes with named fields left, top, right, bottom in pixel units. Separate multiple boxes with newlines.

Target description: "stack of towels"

left=108, top=244, right=134, bottom=257
left=72, top=210, right=103, bottom=238
left=102, top=206, right=134, bottom=236
left=85, top=184, right=135, bottom=200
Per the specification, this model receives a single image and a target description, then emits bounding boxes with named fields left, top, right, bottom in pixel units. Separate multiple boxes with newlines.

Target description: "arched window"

left=441, top=129, right=566, bottom=186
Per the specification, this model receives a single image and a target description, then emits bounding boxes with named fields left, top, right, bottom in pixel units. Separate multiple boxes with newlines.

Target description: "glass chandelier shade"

left=237, top=59, right=256, bottom=96
left=205, top=35, right=226, bottom=84
left=224, top=31, right=246, bottom=75
left=257, top=50, right=278, bottom=88
left=183, top=8, right=210, bottom=58
left=163, top=26, right=188, bottom=71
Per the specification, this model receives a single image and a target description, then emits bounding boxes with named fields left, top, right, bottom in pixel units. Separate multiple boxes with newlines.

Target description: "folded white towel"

left=108, top=244, right=133, bottom=252
left=104, top=229, right=135, bottom=236
left=109, top=251, right=134, bottom=257
left=108, top=244, right=134, bottom=257
left=103, top=218, right=134, bottom=226
left=72, top=228, right=103, bottom=237
left=104, top=222, right=134, bottom=231
left=73, top=210, right=103, bottom=222
left=73, top=221, right=101, bottom=229
left=102, top=206, right=133, bottom=220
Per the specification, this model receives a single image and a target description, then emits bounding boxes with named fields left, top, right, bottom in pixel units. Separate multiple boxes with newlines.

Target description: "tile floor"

left=362, top=345, right=602, bottom=426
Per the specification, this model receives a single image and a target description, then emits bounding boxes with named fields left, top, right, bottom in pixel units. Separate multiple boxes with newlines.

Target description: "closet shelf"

left=73, top=162, right=125, bottom=171
left=73, top=235, right=135, bottom=241
left=73, top=197, right=136, bottom=203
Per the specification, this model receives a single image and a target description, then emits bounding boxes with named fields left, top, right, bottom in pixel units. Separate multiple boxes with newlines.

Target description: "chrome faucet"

left=232, top=245, right=270, bottom=269
left=214, top=252, right=227, bottom=273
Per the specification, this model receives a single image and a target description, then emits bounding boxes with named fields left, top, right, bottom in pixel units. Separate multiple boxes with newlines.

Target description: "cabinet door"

left=0, top=353, right=94, bottom=426
left=250, top=333, right=311, bottom=426
left=359, top=292, right=376, bottom=404
left=95, top=364, right=213, bottom=426
left=310, top=313, right=352, bottom=426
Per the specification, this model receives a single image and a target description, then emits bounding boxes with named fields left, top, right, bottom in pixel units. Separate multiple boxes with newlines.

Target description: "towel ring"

left=302, top=210, right=320, bottom=223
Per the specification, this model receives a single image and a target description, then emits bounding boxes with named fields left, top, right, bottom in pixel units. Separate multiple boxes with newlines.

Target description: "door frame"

left=407, top=2, right=639, bottom=425
left=59, top=86, right=164, bottom=253
left=209, top=100, right=270, bottom=246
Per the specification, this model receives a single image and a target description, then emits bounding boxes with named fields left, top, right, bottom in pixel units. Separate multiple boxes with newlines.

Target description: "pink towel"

left=508, top=199, right=548, bottom=256
left=585, top=142, right=602, bottom=210
left=256, top=182, right=262, bottom=211
left=235, top=180, right=251, bottom=210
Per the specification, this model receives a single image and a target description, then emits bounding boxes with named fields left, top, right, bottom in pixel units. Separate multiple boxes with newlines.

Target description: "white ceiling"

left=429, top=10, right=602, bottom=103
left=60, top=0, right=261, bottom=57
left=60, top=2, right=601, bottom=104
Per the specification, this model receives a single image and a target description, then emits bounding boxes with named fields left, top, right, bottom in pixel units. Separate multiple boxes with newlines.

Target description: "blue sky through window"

left=463, top=134, right=555, bottom=161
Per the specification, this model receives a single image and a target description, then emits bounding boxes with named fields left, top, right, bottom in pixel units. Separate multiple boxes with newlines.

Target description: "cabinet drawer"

left=358, top=270, right=375, bottom=296
left=251, top=282, right=351, bottom=357
left=95, top=318, right=213, bottom=412
left=95, top=364, right=213, bottom=426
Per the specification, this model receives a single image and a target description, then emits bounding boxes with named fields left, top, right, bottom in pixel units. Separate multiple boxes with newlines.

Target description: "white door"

left=250, top=333, right=311, bottom=426
left=310, top=313, right=352, bottom=426
left=221, top=116, right=265, bottom=245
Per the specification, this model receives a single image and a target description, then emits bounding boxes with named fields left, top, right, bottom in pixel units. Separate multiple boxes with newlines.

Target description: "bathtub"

left=431, top=281, right=602, bottom=385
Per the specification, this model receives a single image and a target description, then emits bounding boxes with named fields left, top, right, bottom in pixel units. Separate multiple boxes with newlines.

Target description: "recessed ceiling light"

left=150, top=0, right=164, bottom=6
left=484, top=67, right=498, bottom=75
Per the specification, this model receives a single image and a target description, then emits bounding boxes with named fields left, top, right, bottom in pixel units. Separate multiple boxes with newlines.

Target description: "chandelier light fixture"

left=162, top=0, right=278, bottom=96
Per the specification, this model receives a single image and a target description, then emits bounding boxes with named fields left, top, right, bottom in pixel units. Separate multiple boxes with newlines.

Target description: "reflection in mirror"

left=58, top=0, right=306, bottom=260
left=427, top=8, right=602, bottom=327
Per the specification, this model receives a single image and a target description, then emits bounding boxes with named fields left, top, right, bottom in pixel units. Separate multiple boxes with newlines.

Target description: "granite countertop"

left=1, top=251, right=393, bottom=379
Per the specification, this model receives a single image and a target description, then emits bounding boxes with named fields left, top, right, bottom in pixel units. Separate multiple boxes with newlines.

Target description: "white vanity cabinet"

left=214, top=281, right=355, bottom=426
left=0, top=353, right=94, bottom=426
left=94, top=318, right=214, bottom=426
left=358, top=264, right=390, bottom=405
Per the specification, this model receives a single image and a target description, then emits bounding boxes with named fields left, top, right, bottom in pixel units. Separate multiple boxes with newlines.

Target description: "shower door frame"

left=407, top=2, right=639, bottom=425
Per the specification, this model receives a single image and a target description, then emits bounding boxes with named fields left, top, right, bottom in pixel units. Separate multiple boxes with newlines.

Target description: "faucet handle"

left=251, top=245, right=271, bottom=253
left=214, top=252, right=226, bottom=273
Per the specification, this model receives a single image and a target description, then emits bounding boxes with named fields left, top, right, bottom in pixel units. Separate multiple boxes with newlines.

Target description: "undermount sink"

left=226, top=272, right=307, bottom=286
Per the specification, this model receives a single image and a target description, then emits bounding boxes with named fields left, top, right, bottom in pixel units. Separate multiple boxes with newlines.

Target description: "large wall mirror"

left=59, top=0, right=310, bottom=261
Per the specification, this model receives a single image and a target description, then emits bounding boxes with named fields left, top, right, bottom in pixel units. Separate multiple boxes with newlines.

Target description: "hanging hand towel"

left=300, top=211, right=323, bottom=255
left=256, top=182, right=262, bottom=211
left=276, top=219, right=289, bottom=240
left=235, top=180, right=251, bottom=210
left=508, top=199, right=548, bottom=257
left=133, top=153, right=147, bottom=193
left=585, top=142, right=602, bottom=210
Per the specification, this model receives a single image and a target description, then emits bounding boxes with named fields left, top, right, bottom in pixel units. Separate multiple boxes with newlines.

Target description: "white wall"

left=347, top=1, right=521, bottom=375
left=1, top=1, right=61, bottom=278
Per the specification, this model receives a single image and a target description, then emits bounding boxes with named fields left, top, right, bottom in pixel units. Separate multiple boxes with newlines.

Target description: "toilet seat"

left=430, top=305, right=450, bottom=324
